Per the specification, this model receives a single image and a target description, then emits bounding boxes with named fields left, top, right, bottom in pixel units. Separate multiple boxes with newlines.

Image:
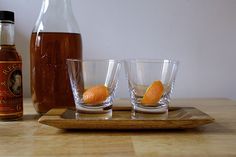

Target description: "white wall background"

left=0, top=0, right=236, bottom=100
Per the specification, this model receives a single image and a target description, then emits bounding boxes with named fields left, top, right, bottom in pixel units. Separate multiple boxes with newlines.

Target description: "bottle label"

left=0, top=61, right=23, bottom=115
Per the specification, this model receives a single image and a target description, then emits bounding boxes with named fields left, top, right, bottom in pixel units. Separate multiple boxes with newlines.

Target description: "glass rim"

left=124, top=59, right=179, bottom=64
left=66, top=59, right=121, bottom=63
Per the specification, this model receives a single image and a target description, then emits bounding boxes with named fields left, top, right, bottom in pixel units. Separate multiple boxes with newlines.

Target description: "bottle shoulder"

left=32, top=1, right=80, bottom=34
left=0, top=45, right=22, bottom=61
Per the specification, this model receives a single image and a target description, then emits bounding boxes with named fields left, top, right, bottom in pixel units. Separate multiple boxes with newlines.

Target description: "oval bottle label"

left=0, top=61, right=23, bottom=115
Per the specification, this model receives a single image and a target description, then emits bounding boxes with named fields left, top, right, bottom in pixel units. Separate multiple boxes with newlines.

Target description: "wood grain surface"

left=0, top=98, right=236, bottom=157
left=38, top=107, right=214, bottom=129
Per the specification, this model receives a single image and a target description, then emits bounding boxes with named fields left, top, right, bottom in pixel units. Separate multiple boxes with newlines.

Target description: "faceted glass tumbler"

left=67, top=59, right=121, bottom=118
left=124, top=59, right=179, bottom=116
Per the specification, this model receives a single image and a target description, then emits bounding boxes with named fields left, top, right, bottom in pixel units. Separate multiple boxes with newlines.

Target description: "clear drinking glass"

left=67, top=59, right=121, bottom=119
left=124, top=59, right=179, bottom=117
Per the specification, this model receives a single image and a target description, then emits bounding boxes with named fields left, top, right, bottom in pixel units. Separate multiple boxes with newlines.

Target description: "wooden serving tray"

left=38, top=105, right=214, bottom=130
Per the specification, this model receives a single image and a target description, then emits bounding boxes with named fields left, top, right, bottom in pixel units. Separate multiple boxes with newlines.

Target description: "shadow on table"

left=22, top=114, right=41, bottom=121
left=56, top=122, right=236, bottom=136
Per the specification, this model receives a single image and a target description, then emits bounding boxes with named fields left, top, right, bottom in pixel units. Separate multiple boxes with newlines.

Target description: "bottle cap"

left=0, top=11, right=14, bottom=23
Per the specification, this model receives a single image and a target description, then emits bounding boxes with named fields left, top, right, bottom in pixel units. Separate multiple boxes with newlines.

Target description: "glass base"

left=131, top=103, right=168, bottom=119
left=76, top=102, right=112, bottom=113
left=75, top=110, right=112, bottom=120
left=131, top=109, right=168, bottom=120
left=132, top=103, right=168, bottom=113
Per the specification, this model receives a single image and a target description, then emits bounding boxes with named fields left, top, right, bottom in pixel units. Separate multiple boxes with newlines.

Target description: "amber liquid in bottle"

left=30, top=32, right=82, bottom=114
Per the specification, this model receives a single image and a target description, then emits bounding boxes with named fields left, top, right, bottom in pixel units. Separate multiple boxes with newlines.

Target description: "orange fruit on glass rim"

left=141, top=80, right=164, bottom=106
left=82, top=85, right=109, bottom=105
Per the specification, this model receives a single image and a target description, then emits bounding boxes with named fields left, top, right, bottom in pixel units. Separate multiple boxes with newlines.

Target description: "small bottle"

left=0, top=11, right=23, bottom=120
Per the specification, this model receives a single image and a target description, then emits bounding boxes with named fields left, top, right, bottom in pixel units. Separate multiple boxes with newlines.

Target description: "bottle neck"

left=0, top=22, right=14, bottom=46
left=43, top=0, right=72, bottom=15
left=33, top=0, right=80, bottom=33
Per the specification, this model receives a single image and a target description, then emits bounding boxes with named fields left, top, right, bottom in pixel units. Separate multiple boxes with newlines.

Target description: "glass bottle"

left=0, top=11, right=23, bottom=120
left=30, top=0, right=82, bottom=114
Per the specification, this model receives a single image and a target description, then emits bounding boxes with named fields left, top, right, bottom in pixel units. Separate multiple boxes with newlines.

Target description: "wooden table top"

left=0, top=98, right=236, bottom=157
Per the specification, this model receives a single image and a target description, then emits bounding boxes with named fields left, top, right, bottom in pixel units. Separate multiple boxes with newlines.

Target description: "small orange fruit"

left=141, top=80, right=164, bottom=106
left=83, top=85, right=109, bottom=105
